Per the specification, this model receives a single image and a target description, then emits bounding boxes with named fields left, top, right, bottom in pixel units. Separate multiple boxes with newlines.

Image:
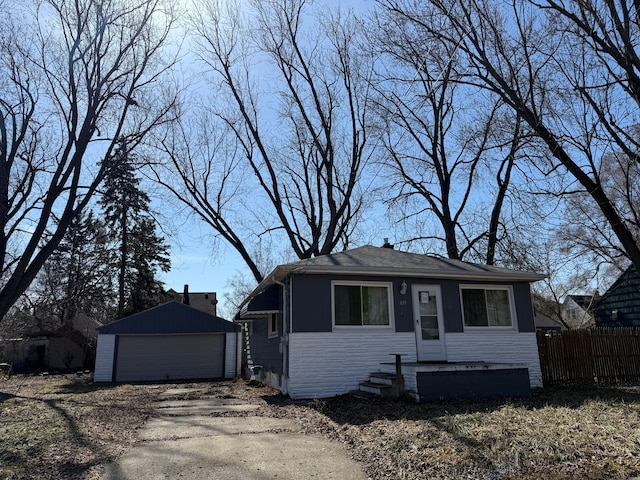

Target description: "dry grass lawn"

left=288, top=388, right=640, bottom=479
left=1, top=373, right=639, bottom=479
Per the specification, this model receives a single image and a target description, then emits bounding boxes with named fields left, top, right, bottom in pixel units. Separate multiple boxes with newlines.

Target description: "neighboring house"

left=594, top=267, right=640, bottom=327
left=167, top=285, right=218, bottom=317
left=237, top=245, right=546, bottom=401
left=2, top=334, right=87, bottom=372
left=533, top=310, right=562, bottom=333
left=561, top=295, right=597, bottom=329
left=0, top=315, right=100, bottom=371
left=94, top=301, right=240, bottom=382
left=531, top=294, right=563, bottom=332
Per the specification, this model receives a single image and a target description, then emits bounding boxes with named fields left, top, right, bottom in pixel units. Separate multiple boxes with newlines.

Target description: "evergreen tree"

left=100, top=139, right=171, bottom=318
left=28, top=210, right=113, bottom=330
left=53, top=211, right=113, bottom=324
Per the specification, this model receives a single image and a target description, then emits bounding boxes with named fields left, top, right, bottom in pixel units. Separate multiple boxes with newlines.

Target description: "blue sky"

left=159, top=237, right=240, bottom=314
left=154, top=0, right=375, bottom=317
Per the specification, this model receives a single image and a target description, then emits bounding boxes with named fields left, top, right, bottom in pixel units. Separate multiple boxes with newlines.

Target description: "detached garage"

left=94, top=302, right=240, bottom=382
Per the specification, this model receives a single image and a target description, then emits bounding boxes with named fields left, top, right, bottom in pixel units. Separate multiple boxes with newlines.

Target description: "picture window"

left=333, top=282, right=392, bottom=327
left=461, top=286, right=514, bottom=328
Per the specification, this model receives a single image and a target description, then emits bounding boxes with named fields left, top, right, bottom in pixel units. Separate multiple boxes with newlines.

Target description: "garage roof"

left=97, top=301, right=239, bottom=334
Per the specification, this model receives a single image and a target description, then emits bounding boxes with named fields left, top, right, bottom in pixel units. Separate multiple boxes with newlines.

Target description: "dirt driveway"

left=102, top=386, right=367, bottom=480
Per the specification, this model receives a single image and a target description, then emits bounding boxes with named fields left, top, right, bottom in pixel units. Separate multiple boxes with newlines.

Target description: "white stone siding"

left=288, top=332, right=416, bottom=399
left=263, top=370, right=282, bottom=390
left=93, top=334, right=116, bottom=382
left=444, top=332, right=542, bottom=387
left=224, top=333, right=238, bottom=379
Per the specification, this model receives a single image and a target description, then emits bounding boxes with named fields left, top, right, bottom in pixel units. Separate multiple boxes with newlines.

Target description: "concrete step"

left=369, top=372, right=399, bottom=386
left=359, top=381, right=393, bottom=396
left=349, top=389, right=377, bottom=400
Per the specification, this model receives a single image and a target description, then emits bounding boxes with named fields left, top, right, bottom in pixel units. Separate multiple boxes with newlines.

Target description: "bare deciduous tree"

left=0, top=0, right=178, bottom=320
left=558, top=148, right=640, bottom=272
left=155, top=0, right=374, bottom=283
left=371, top=7, right=530, bottom=263
left=378, top=0, right=640, bottom=272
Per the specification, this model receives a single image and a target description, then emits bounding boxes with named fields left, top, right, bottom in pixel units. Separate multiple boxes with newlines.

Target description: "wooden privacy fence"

left=536, top=328, right=640, bottom=386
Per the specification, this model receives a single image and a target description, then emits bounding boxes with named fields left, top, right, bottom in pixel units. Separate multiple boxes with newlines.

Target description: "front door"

left=412, top=284, right=447, bottom=361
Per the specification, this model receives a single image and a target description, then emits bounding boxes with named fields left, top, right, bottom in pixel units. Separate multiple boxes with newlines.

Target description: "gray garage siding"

left=114, top=334, right=225, bottom=382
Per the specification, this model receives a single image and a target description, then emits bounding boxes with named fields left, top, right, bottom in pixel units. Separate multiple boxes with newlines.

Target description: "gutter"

left=282, top=265, right=547, bottom=282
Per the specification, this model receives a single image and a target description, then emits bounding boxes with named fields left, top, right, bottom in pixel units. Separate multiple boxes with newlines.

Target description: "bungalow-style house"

left=594, top=267, right=640, bottom=327
left=237, top=245, right=545, bottom=401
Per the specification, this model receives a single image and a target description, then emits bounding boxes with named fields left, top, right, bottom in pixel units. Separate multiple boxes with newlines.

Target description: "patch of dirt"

left=0, top=374, right=159, bottom=479
left=2, top=375, right=640, bottom=480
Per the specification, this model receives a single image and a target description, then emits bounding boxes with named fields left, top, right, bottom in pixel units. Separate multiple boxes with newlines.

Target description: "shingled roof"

left=239, top=245, right=545, bottom=311
left=271, top=245, right=544, bottom=281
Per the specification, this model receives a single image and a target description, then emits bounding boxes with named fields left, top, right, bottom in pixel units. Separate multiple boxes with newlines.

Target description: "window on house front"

left=461, top=286, right=514, bottom=328
left=268, top=313, right=279, bottom=338
left=333, top=282, right=392, bottom=327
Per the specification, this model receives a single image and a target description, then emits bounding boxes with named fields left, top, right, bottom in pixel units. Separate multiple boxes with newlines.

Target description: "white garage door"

left=115, top=334, right=225, bottom=382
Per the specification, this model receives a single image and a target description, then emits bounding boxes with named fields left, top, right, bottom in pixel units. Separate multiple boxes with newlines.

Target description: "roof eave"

left=280, top=265, right=547, bottom=282
left=236, top=264, right=546, bottom=315
left=237, top=310, right=280, bottom=321
left=235, top=266, right=284, bottom=314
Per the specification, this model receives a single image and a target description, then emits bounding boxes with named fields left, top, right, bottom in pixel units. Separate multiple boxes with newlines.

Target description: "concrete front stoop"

left=351, top=371, right=404, bottom=399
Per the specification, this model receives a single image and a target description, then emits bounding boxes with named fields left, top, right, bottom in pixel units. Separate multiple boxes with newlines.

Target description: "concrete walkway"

left=102, top=387, right=368, bottom=480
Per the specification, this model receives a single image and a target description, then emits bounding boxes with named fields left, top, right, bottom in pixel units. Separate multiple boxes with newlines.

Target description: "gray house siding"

left=288, top=275, right=535, bottom=334
left=290, top=275, right=330, bottom=332
left=290, top=274, right=414, bottom=333
left=407, top=280, right=534, bottom=333
left=248, top=316, right=284, bottom=375
left=513, top=282, right=536, bottom=332
left=391, top=280, right=414, bottom=333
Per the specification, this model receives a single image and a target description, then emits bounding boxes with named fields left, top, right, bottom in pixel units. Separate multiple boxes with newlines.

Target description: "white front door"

left=412, top=285, right=447, bottom=361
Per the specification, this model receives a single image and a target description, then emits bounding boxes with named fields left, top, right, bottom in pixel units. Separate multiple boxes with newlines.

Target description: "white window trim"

left=331, top=280, right=395, bottom=330
left=459, top=284, right=518, bottom=332
left=268, top=313, right=279, bottom=338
